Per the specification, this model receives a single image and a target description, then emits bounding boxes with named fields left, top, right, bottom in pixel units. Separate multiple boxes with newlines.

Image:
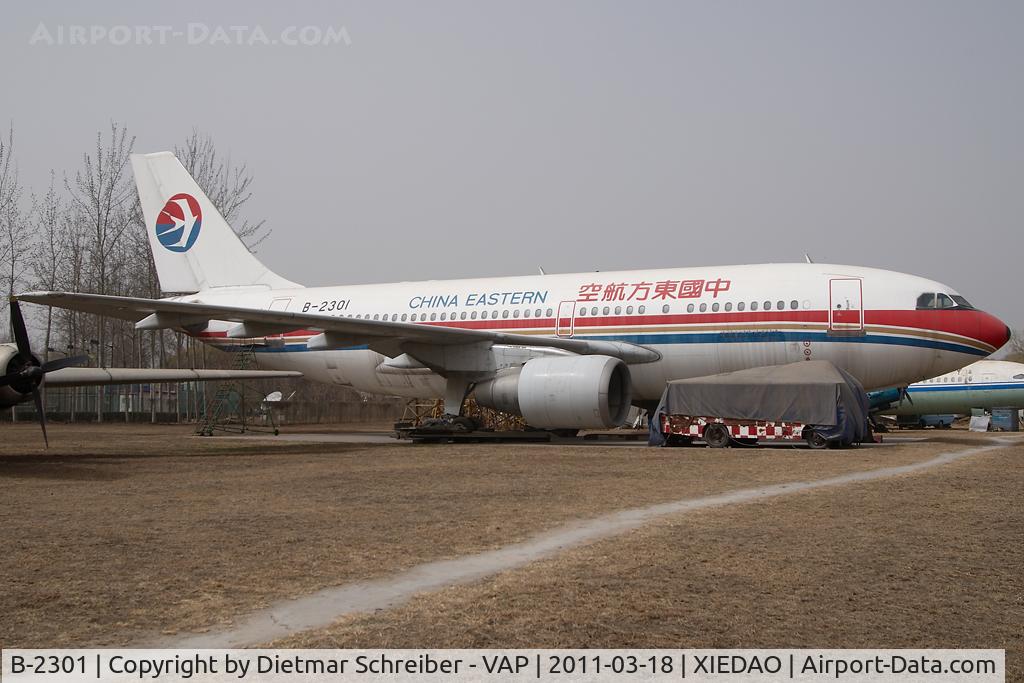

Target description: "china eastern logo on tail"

left=155, top=193, right=202, bottom=252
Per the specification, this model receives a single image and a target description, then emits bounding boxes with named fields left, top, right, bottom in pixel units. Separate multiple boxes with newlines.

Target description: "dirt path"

left=160, top=436, right=1011, bottom=648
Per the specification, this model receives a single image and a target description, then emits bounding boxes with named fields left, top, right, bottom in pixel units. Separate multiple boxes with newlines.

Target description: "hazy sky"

left=3, top=1, right=1021, bottom=328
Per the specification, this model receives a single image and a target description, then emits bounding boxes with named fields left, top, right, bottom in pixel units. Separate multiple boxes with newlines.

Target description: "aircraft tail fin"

left=131, top=151, right=300, bottom=293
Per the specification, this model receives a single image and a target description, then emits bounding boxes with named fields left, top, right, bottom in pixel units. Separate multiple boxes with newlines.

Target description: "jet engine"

left=475, top=354, right=632, bottom=429
left=0, top=343, right=39, bottom=408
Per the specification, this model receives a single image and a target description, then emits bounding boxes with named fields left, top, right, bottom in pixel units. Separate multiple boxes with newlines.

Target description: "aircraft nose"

left=975, top=312, right=1011, bottom=351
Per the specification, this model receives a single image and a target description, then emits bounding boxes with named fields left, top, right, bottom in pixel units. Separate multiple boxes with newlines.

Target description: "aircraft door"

left=556, top=301, right=576, bottom=338
left=828, top=278, right=863, bottom=332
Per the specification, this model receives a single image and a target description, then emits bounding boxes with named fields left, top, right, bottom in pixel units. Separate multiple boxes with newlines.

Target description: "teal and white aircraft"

left=873, top=360, right=1024, bottom=416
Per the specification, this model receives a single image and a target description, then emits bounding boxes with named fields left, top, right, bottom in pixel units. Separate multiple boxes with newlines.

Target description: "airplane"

left=15, top=151, right=1011, bottom=432
left=0, top=299, right=301, bottom=445
left=870, top=360, right=1024, bottom=416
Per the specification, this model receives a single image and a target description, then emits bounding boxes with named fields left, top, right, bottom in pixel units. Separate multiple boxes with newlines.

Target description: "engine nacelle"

left=475, top=355, right=632, bottom=429
left=0, top=343, right=36, bottom=408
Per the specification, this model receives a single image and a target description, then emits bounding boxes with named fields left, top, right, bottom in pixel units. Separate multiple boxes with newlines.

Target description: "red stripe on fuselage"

left=193, top=308, right=1004, bottom=348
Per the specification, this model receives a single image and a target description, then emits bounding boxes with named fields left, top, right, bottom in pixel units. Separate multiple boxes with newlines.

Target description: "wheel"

left=551, top=428, right=580, bottom=438
left=703, top=423, right=731, bottom=448
left=805, top=430, right=830, bottom=449
left=451, top=416, right=477, bottom=432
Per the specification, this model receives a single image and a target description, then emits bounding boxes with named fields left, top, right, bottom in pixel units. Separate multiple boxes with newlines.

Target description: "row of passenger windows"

left=579, top=300, right=802, bottom=316
left=339, top=299, right=803, bottom=322
left=344, top=308, right=557, bottom=322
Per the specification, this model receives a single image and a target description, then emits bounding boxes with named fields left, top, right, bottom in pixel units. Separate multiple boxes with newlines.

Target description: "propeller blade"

left=41, top=355, right=89, bottom=373
left=902, top=387, right=914, bottom=405
left=9, top=299, right=32, bottom=358
left=31, top=387, right=48, bottom=448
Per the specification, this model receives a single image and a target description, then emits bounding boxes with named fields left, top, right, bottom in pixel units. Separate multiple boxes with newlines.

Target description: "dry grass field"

left=0, top=423, right=1018, bottom=669
left=269, top=436, right=1024, bottom=678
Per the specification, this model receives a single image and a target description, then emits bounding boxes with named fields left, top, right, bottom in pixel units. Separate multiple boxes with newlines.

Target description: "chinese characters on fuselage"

left=576, top=278, right=731, bottom=302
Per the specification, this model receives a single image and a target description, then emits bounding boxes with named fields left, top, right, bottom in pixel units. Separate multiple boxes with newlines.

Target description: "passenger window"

left=524, top=309, right=531, bottom=318
left=461, top=311, right=467, bottom=320
left=579, top=307, right=587, bottom=316
left=535, top=309, right=542, bottom=317
left=502, top=310, right=509, bottom=319
left=614, top=306, right=621, bottom=315
left=699, top=303, right=707, bottom=312
left=725, top=302, right=733, bottom=312
left=790, top=300, right=798, bottom=310
left=603, top=306, right=610, bottom=315
left=764, top=301, right=771, bottom=310
left=638, top=305, right=646, bottom=314
left=711, top=303, right=719, bottom=312
left=626, top=306, right=633, bottom=314
left=513, top=309, right=520, bottom=318
left=430, top=312, right=437, bottom=321
left=662, top=304, right=670, bottom=314
left=737, top=302, right=745, bottom=311
left=750, top=301, right=758, bottom=311
left=471, top=311, right=478, bottom=320
left=400, top=313, right=407, bottom=322
left=687, top=303, right=694, bottom=313
left=777, top=300, right=784, bottom=310
left=440, top=312, right=446, bottom=321
left=546, top=308, right=553, bottom=317
left=373, top=314, right=380, bottom=320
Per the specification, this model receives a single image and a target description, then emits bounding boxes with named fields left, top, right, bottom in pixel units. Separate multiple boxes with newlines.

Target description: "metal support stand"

left=195, top=344, right=279, bottom=436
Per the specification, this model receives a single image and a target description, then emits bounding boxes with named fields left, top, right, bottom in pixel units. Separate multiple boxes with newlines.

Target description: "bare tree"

left=29, top=173, right=70, bottom=362
left=0, top=124, right=32, bottom=339
left=1007, top=329, right=1024, bottom=363
left=175, top=130, right=270, bottom=249
left=64, top=122, right=136, bottom=419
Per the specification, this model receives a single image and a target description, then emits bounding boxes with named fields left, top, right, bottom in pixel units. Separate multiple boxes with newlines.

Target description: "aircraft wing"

left=16, top=291, right=660, bottom=364
left=44, top=367, right=302, bottom=387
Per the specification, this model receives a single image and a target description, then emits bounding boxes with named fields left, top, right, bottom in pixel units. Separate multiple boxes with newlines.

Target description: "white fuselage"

left=885, top=360, right=1024, bottom=415
left=190, top=263, right=1008, bottom=402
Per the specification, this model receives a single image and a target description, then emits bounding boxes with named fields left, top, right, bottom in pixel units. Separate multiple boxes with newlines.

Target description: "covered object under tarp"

left=650, top=360, right=872, bottom=446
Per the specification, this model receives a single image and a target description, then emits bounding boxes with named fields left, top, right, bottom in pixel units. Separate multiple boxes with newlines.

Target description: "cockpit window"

left=1014, top=374, right=1024, bottom=380
left=916, top=292, right=974, bottom=310
left=950, top=295, right=975, bottom=309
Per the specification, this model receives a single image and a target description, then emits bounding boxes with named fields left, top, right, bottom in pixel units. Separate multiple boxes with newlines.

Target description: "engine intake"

left=475, top=355, right=632, bottom=429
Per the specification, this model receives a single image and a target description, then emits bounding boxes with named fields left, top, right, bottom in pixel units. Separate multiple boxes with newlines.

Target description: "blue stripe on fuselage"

left=216, top=330, right=986, bottom=357
left=909, top=382, right=1024, bottom=393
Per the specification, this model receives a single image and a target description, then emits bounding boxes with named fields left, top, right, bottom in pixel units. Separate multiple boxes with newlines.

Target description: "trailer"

left=661, top=414, right=827, bottom=448
left=651, top=360, right=872, bottom=449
